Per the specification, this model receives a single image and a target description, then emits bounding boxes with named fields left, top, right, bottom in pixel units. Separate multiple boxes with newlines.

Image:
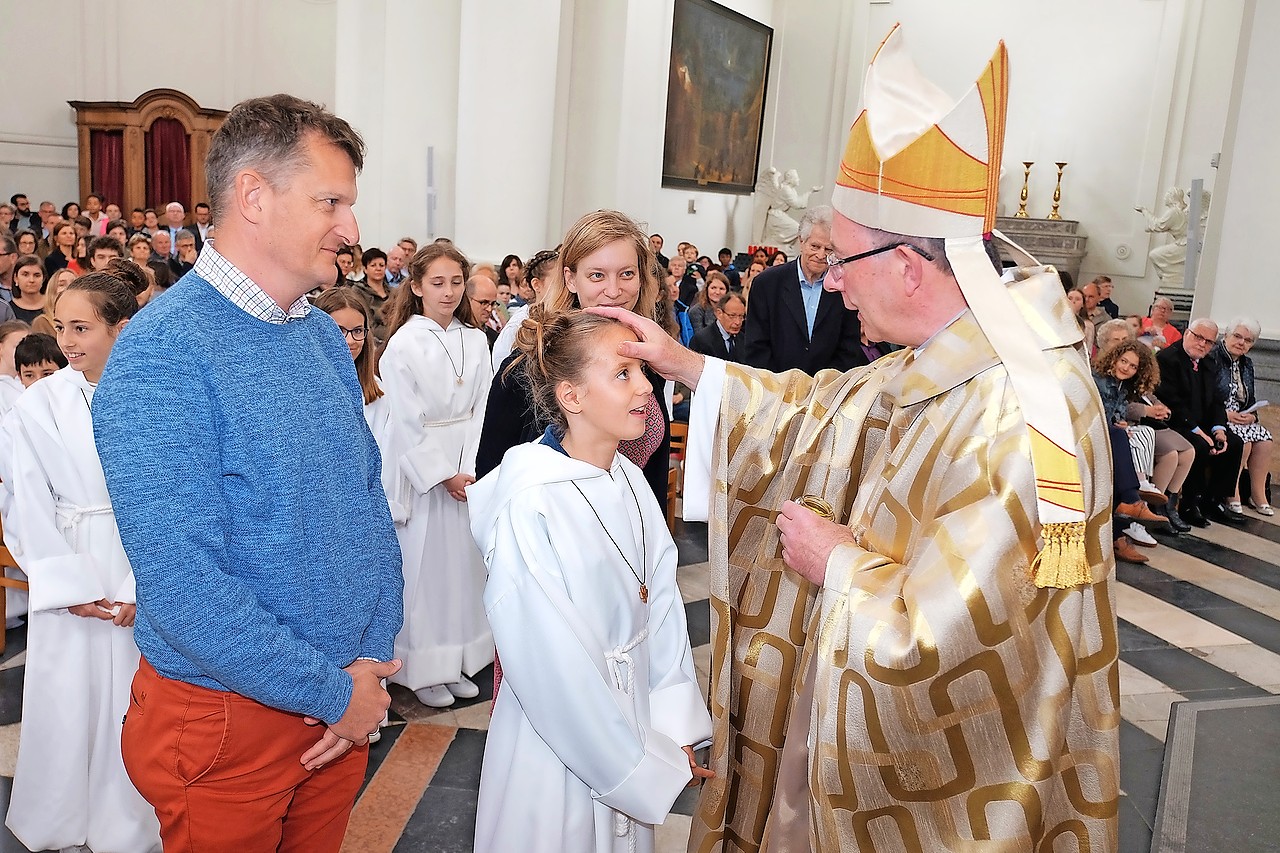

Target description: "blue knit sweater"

left=93, top=274, right=403, bottom=725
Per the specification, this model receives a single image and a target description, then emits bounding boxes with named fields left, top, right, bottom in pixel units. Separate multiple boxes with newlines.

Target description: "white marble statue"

left=754, top=167, right=823, bottom=247
left=1135, top=187, right=1189, bottom=287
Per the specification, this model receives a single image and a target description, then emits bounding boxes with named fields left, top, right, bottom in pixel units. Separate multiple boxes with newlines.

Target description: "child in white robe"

left=379, top=242, right=494, bottom=708
left=2, top=264, right=161, bottom=852
left=0, top=320, right=31, bottom=626
left=468, top=312, right=713, bottom=853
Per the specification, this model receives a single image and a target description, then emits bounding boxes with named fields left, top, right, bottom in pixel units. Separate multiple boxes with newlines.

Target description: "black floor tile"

left=0, top=623, right=25, bottom=667
left=0, top=666, right=22, bottom=727
left=1119, top=794, right=1154, bottom=852
left=674, top=520, right=709, bottom=566
left=1118, top=618, right=1174, bottom=652
left=393, top=783, right=477, bottom=853
left=1120, top=719, right=1166, bottom=825
left=430, top=728, right=487, bottom=792
left=1238, top=517, right=1280, bottom=545
left=1153, top=532, right=1280, bottom=592
left=684, top=598, right=710, bottom=649
left=1118, top=620, right=1267, bottom=696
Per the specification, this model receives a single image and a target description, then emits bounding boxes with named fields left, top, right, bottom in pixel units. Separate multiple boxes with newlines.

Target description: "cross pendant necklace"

left=571, top=472, right=649, bottom=603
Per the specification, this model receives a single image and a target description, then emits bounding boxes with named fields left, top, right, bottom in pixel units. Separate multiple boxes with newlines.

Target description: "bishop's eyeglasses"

left=825, top=242, right=934, bottom=282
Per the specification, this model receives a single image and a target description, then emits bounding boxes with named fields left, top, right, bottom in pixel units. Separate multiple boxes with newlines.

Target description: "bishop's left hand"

left=776, top=500, right=855, bottom=586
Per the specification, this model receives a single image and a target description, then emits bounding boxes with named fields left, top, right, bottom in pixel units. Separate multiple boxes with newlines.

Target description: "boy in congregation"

left=14, top=333, right=67, bottom=387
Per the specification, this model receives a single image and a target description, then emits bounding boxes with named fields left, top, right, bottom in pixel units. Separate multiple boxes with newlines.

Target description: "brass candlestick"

left=1047, top=162, right=1067, bottom=220
left=1014, top=161, right=1033, bottom=217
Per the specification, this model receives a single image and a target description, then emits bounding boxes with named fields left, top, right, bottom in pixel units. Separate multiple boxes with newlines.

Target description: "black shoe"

left=1163, top=502, right=1191, bottom=534
left=1207, top=502, right=1247, bottom=526
left=1164, top=491, right=1192, bottom=534
left=1182, top=501, right=1210, bottom=528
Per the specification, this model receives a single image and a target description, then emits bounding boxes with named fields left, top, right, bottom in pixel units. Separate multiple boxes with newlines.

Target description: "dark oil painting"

left=662, top=0, right=773, bottom=194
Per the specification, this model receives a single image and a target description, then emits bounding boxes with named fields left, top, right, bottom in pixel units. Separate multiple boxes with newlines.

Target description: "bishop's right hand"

left=588, top=306, right=707, bottom=389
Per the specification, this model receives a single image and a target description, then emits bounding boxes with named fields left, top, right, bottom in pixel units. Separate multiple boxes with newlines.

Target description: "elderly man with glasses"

left=738, top=204, right=864, bottom=373
left=1155, top=317, right=1247, bottom=526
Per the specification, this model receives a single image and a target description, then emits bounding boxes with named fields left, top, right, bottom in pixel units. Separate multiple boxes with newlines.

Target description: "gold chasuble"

left=687, top=269, right=1119, bottom=852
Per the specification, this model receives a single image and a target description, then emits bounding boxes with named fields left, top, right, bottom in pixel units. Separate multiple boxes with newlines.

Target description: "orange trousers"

left=122, top=657, right=367, bottom=853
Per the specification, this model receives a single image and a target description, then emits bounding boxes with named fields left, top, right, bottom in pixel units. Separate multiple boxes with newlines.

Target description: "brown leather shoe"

left=1117, top=501, right=1169, bottom=525
left=1114, top=535, right=1150, bottom=564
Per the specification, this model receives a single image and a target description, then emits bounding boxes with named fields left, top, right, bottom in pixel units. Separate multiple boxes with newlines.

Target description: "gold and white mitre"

left=834, top=24, right=1089, bottom=589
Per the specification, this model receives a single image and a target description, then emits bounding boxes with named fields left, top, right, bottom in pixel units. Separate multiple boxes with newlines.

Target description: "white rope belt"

left=420, top=411, right=472, bottom=428
left=605, top=626, right=649, bottom=850
left=55, top=501, right=113, bottom=551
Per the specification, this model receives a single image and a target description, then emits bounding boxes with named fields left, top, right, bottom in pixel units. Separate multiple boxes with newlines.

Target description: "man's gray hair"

left=175, top=229, right=196, bottom=243
left=1152, top=296, right=1174, bottom=310
left=1187, top=316, right=1219, bottom=337
left=1224, top=316, right=1262, bottom=340
left=0, top=233, right=15, bottom=255
left=205, top=93, right=365, bottom=225
left=797, top=205, right=834, bottom=243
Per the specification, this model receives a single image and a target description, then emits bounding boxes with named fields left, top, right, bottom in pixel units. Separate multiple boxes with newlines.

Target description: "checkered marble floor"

left=6, top=512, right=1280, bottom=852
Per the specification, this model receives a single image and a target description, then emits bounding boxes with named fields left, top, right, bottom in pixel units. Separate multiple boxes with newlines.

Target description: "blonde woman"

left=476, top=209, right=673, bottom=508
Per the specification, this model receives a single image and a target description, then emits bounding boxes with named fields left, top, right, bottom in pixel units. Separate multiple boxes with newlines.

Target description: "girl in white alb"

left=379, top=243, right=494, bottom=708
left=468, top=312, right=712, bottom=853
left=2, top=267, right=161, bottom=852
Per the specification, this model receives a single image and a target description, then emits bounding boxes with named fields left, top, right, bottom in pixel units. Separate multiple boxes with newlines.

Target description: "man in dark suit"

left=740, top=206, right=864, bottom=373
left=691, top=291, right=746, bottom=362
left=192, top=202, right=212, bottom=252
left=1155, top=317, right=1245, bottom=526
left=161, top=202, right=186, bottom=256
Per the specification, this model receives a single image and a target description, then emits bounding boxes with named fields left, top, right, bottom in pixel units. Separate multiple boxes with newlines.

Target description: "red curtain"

left=89, top=129, right=124, bottom=210
left=145, top=117, right=190, bottom=211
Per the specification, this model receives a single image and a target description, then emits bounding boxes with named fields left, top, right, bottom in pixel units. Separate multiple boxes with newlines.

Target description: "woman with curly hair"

left=1094, top=339, right=1195, bottom=534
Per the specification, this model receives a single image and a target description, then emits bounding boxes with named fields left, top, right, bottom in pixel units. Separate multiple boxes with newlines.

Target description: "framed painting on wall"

left=661, top=0, right=773, bottom=195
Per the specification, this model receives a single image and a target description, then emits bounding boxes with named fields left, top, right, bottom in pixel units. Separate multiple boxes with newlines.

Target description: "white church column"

left=454, top=0, right=564, bottom=262
left=336, top=0, right=462, bottom=249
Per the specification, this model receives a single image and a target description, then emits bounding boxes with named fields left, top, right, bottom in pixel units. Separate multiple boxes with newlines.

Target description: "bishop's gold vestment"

left=688, top=267, right=1120, bottom=852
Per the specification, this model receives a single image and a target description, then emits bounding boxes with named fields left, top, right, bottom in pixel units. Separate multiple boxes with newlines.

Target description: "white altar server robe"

left=380, top=315, right=495, bottom=688
left=0, top=372, right=27, bottom=621
left=468, top=441, right=712, bottom=853
left=2, top=367, right=160, bottom=853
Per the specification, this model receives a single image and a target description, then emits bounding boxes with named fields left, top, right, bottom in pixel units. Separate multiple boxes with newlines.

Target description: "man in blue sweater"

left=93, top=94, right=404, bottom=852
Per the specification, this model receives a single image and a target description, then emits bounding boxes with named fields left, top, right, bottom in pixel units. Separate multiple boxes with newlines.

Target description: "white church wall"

left=335, top=0, right=461, bottom=252
left=1197, top=0, right=1280, bottom=337
left=0, top=0, right=337, bottom=211
left=554, top=0, right=776, bottom=257
left=833, top=0, right=1242, bottom=318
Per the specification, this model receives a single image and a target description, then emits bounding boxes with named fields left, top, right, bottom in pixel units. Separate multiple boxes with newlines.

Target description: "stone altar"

left=994, top=216, right=1088, bottom=286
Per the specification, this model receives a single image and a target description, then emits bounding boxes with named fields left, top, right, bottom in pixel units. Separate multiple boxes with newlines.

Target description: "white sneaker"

left=445, top=675, right=480, bottom=699
left=414, top=684, right=455, bottom=708
left=1126, top=522, right=1157, bottom=547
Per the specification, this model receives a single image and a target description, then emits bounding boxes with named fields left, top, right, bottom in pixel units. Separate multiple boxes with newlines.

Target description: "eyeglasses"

left=825, top=242, right=934, bottom=281
left=717, top=311, right=746, bottom=322
left=338, top=325, right=367, bottom=341
left=472, top=299, right=498, bottom=308
left=1184, top=329, right=1215, bottom=345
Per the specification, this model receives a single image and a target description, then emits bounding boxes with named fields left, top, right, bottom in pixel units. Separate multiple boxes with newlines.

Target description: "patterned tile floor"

left=4, top=512, right=1280, bottom=852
